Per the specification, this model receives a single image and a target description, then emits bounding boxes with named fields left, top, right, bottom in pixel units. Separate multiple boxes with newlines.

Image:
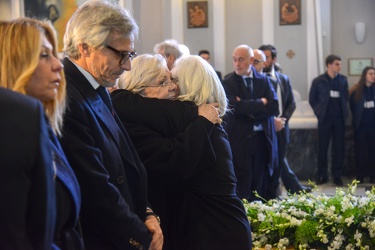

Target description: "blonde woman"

left=0, top=18, right=82, bottom=249
left=112, top=55, right=252, bottom=250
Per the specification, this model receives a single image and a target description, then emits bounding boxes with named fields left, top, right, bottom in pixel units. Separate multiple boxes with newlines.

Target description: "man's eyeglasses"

left=254, top=59, right=264, bottom=64
left=105, top=45, right=137, bottom=65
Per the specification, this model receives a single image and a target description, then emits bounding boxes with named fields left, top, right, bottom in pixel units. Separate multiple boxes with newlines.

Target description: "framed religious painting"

left=187, top=1, right=208, bottom=28
left=279, top=0, right=301, bottom=25
left=24, top=0, right=82, bottom=52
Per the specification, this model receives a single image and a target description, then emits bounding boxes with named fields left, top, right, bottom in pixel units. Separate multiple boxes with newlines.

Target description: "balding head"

left=232, top=45, right=254, bottom=76
left=252, top=49, right=266, bottom=73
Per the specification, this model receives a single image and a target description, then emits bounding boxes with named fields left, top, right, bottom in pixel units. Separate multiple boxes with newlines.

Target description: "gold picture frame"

left=187, top=1, right=208, bottom=28
left=348, top=58, right=373, bottom=76
left=279, top=0, right=301, bottom=25
left=24, top=0, right=79, bottom=52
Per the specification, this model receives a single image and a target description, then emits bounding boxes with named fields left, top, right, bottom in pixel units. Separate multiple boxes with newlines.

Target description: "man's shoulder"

left=0, top=87, right=40, bottom=111
left=223, top=71, right=238, bottom=81
left=337, top=73, right=348, bottom=81
left=312, top=73, right=327, bottom=83
left=275, top=71, right=289, bottom=81
left=223, top=72, right=242, bottom=86
left=253, top=70, right=267, bottom=81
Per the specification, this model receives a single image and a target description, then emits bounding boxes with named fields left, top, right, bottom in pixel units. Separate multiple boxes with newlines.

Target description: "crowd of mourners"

left=1, top=1, right=374, bottom=250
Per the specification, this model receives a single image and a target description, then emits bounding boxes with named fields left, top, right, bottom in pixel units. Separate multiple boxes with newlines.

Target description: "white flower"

left=354, top=230, right=362, bottom=240
left=290, top=217, right=302, bottom=226
left=341, top=196, right=353, bottom=211
left=246, top=181, right=375, bottom=249
left=358, top=196, right=370, bottom=208
left=264, top=244, right=272, bottom=250
left=344, top=215, right=354, bottom=226
left=345, top=243, right=354, bottom=250
left=257, top=213, right=265, bottom=221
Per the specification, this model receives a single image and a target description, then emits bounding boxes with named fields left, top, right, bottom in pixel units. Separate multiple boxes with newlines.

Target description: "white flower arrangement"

left=243, top=181, right=375, bottom=250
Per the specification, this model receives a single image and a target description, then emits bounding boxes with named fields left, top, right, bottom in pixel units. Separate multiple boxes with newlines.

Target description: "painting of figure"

left=24, top=0, right=83, bottom=52
left=279, top=0, right=301, bottom=25
left=24, top=0, right=62, bottom=23
left=187, top=1, right=208, bottom=28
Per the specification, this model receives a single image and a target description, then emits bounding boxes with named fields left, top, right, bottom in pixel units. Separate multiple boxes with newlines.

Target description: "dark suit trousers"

left=281, top=158, right=303, bottom=193
left=354, top=127, right=375, bottom=179
left=270, top=130, right=303, bottom=194
left=317, top=117, right=345, bottom=179
left=236, top=132, right=268, bottom=202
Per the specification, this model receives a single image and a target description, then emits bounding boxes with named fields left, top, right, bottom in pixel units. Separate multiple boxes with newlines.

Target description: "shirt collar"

left=242, top=69, right=254, bottom=80
left=70, top=59, right=100, bottom=90
left=267, top=67, right=276, bottom=78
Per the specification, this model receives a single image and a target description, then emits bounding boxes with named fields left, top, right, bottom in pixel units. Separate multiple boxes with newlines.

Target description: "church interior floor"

left=280, top=177, right=375, bottom=197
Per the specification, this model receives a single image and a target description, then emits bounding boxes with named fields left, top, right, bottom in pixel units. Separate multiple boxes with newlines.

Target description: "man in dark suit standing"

left=259, top=44, right=312, bottom=195
left=309, top=55, right=349, bottom=186
left=223, top=44, right=279, bottom=201
left=0, top=87, right=56, bottom=250
left=60, top=1, right=162, bottom=250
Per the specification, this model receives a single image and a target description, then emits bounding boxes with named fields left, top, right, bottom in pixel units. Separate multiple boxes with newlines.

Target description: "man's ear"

left=78, top=43, right=90, bottom=57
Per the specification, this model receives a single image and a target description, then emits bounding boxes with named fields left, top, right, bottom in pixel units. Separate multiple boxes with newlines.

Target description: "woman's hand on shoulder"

left=198, top=103, right=222, bottom=124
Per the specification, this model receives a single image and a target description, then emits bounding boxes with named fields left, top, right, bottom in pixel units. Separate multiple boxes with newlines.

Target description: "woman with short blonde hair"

left=119, top=53, right=178, bottom=100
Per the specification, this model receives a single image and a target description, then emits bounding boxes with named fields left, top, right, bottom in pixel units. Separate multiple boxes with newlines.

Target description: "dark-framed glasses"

left=105, top=45, right=137, bottom=65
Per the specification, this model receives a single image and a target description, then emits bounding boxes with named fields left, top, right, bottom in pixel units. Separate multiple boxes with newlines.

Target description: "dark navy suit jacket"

left=60, top=58, right=152, bottom=250
left=223, top=67, right=279, bottom=176
left=309, top=73, right=348, bottom=122
left=0, top=88, right=56, bottom=250
left=349, top=85, right=375, bottom=131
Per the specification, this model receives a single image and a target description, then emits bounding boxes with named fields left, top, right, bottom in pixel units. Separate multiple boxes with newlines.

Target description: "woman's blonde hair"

left=172, top=55, right=228, bottom=116
left=118, top=53, right=168, bottom=94
left=0, top=18, right=66, bottom=136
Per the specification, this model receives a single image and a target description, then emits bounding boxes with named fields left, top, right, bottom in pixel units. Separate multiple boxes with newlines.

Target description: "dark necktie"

left=97, top=86, right=114, bottom=115
left=245, top=77, right=253, bottom=98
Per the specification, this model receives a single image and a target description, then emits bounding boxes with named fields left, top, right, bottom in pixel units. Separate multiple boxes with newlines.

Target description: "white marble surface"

left=289, top=100, right=318, bottom=129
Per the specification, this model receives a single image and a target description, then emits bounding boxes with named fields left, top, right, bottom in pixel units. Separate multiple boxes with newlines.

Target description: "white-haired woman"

left=112, top=54, right=252, bottom=250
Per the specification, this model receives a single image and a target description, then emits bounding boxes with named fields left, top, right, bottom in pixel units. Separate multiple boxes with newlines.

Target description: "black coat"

left=309, top=72, right=349, bottom=122
left=223, top=69, right=279, bottom=176
left=60, top=58, right=152, bottom=250
left=112, top=89, right=252, bottom=250
left=0, top=88, right=56, bottom=250
left=349, top=85, right=375, bottom=131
